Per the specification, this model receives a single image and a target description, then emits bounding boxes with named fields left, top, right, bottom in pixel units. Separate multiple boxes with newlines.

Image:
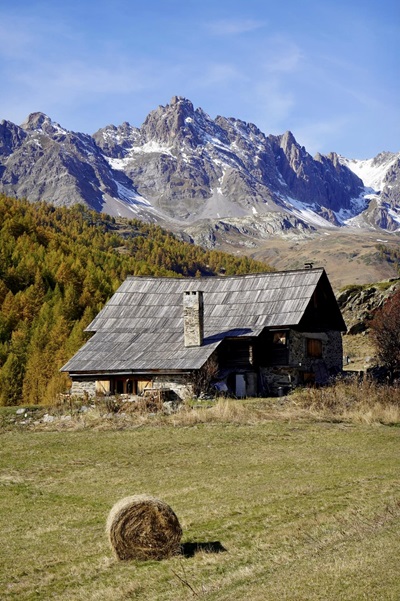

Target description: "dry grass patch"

left=172, top=398, right=257, bottom=426
left=292, top=376, right=400, bottom=425
left=342, top=332, right=376, bottom=371
left=2, top=378, right=400, bottom=433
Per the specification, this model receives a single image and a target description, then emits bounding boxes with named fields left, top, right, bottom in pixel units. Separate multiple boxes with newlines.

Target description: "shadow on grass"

left=180, top=541, right=227, bottom=558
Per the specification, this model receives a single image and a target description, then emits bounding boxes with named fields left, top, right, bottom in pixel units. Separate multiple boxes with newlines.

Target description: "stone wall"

left=69, top=374, right=193, bottom=401
left=70, top=380, right=96, bottom=398
left=183, top=290, right=204, bottom=347
left=261, top=329, right=343, bottom=394
left=151, top=375, right=193, bottom=400
left=289, top=330, right=343, bottom=371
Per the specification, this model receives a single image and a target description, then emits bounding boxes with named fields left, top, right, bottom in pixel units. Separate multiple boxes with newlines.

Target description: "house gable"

left=298, top=270, right=346, bottom=332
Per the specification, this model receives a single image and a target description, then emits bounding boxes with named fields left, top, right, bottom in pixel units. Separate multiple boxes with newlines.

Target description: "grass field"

left=1, top=396, right=399, bottom=601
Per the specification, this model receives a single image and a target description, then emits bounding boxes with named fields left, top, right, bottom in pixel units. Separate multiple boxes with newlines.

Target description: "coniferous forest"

left=0, top=195, right=271, bottom=405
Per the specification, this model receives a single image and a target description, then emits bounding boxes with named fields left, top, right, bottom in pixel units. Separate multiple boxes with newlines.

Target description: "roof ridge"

left=126, top=267, right=325, bottom=281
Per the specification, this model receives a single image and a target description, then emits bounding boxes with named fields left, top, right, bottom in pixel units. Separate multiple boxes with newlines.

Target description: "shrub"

left=370, top=288, right=400, bottom=380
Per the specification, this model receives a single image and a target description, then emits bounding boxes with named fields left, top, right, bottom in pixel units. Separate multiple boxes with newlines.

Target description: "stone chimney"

left=183, top=290, right=204, bottom=347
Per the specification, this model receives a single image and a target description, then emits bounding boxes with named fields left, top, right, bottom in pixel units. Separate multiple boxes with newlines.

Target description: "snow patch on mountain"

left=336, top=194, right=371, bottom=224
left=114, top=181, right=152, bottom=207
left=338, top=152, right=400, bottom=231
left=388, top=207, right=400, bottom=225
left=282, top=196, right=336, bottom=228
left=340, top=153, right=399, bottom=191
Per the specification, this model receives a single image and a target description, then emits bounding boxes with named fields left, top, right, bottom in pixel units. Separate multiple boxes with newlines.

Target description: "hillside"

left=0, top=195, right=269, bottom=406
left=245, top=229, right=400, bottom=288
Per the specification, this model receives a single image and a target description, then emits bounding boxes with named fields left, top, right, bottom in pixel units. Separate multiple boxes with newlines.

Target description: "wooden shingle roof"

left=62, top=268, right=341, bottom=375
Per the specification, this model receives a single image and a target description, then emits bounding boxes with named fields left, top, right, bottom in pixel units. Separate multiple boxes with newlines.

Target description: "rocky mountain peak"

left=20, top=112, right=67, bottom=139
left=169, top=95, right=193, bottom=110
left=0, top=96, right=398, bottom=239
left=0, top=120, right=27, bottom=157
left=267, top=133, right=364, bottom=214
left=270, top=131, right=311, bottom=169
left=93, top=121, right=140, bottom=159
left=141, top=96, right=200, bottom=147
left=324, top=152, right=341, bottom=167
left=278, top=130, right=299, bottom=150
left=372, top=151, right=396, bottom=167
left=22, top=112, right=52, bottom=130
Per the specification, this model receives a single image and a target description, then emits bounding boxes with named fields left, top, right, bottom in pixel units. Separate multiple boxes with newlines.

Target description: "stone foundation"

left=151, top=375, right=193, bottom=400
left=70, top=380, right=96, bottom=398
left=69, top=375, right=193, bottom=402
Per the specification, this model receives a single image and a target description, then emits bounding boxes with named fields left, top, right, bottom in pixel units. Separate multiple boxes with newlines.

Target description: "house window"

left=307, top=338, right=323, bottom=358
left=218, top=339, right=254, bottom=369
left=273, top=331, right=287, bottom=346
left=270, top=330, right=289, bottom=365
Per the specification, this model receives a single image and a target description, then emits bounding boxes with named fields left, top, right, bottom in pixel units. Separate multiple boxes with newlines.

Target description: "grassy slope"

left=1, top=417, right=399, bottom=600
left=243, top=230, right=400, bottom=289
left=342, top=333, right=376, bottom=372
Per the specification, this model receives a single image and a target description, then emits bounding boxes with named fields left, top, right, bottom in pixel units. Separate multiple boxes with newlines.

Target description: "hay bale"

left=106, top=494, right=182, bottom=560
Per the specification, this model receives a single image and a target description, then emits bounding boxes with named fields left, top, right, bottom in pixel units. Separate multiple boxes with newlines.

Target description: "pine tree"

left=0, top=352, right=24, bottom=405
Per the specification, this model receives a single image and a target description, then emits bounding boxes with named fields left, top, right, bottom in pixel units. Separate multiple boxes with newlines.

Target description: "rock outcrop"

left=337, top=279, right=400, bottom=335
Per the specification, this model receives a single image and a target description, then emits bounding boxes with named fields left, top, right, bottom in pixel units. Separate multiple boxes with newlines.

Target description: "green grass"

left=339, top=280, right=397, bottom=294
left=1, top=411, right=399, bottom=600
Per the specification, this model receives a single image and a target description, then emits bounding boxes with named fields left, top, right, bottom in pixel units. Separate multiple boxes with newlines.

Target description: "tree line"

left=0, top=195, right=271, bottom=405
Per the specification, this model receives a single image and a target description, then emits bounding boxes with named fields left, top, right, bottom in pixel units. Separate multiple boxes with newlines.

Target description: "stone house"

left=61, top=268, right=346, bottom=399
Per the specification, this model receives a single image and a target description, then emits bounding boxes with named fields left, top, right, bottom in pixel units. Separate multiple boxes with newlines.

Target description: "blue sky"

left=0, top=0, right=398, bottom=158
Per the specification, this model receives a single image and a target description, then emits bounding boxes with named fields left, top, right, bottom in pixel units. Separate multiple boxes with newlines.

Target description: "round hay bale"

left=106, top=494, right=182, bottom=561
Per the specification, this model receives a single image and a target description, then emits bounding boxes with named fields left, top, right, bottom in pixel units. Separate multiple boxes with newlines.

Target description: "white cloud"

left=0, top=19, right=40, bottom=60
left=0, top=12, right=75, bottom=61
left=15, top=60, right=151, bottom=96
left=191, top=63, right=244, bottom=89
left=0, top=55, right=174, bottom=128
left=0, top=2, right=397, bottom=158
left=264, top=41, right=304, bottom=74
left=205, top=18, right=266, bottom=36
left=251, top=79, right=296, bottom=127
left=293, top=117, right=351, bottom=157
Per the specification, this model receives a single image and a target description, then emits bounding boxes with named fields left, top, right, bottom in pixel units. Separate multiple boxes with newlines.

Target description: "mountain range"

left=1, top=96, right=399, bottom=285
